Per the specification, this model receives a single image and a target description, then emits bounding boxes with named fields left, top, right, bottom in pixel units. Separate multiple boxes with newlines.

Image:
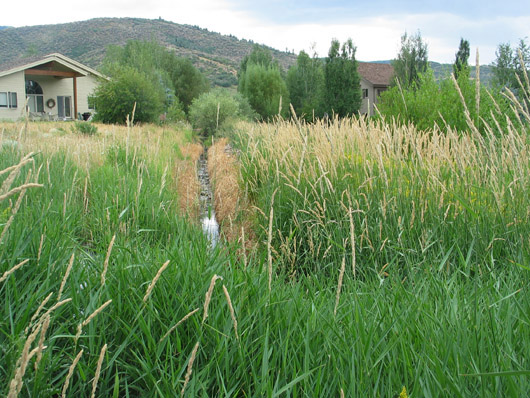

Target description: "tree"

left=189, top=89, right=240, bottom=136
left=164, top=57, right=210, bottom=112
left=92, top=65, right=165, bottom=124
left=453, top=38, right=470, bottom=79
left=238, top=45, right=276, bottom=79
left=286, top=49, right=325, bottom=120
left=239, top=63, right=290, bottom=120
left=238, top=46, right=289, bottom=120
left=103, top=40, right=209, bottom=114
left=376, top=68, right=513, bottom=135
left=492, top=38, right=530, bottom=95
left=492, top=43, right=515, bottom=88
left=391, top=31, right=429, bottom=89
left=323, top=39, right=362, bottom=117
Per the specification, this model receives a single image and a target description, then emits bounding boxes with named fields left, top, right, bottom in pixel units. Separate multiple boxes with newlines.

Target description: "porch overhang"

left=24, top=61, right=84, bottom=117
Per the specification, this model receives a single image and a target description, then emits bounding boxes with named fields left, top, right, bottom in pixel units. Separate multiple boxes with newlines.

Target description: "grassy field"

left=1, top=112, right=530, bottom=397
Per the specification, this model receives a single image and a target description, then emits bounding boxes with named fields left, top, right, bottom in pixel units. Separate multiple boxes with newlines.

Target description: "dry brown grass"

left=175, top=143, right=203, bottom=219
left=207, top=138, right=257, bottom=253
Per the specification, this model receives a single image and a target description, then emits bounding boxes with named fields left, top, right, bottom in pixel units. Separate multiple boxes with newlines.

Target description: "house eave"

left=0, top=53, right=106, bottom=80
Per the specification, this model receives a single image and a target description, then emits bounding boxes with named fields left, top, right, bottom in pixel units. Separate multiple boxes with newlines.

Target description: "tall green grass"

left=233, top=114, right=530, bottom=279
left=1, top=116, right=530, bottom=397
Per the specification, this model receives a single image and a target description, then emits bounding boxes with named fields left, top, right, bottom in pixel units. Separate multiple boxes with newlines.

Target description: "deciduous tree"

left=391, top=31, right=429, bottom=89
left=323, top=39, right=362, bottom=117
left=286, top=49, right=324, bottom=120
left=238, top=46, right=289, bottom=120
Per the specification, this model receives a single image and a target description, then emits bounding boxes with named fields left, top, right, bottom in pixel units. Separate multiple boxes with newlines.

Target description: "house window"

left=26, top=80, right=44, bottom=113
left=362, top=89, right=368, bottom=99
left=10, top=92, right=17, bottom=108
left=0, top=92, right=18, bottom=108
left=87, top=95, right=96, bottom=110
left=57, top=96, right=72, bottom=118
left=376, top=88, right=387, bottom=97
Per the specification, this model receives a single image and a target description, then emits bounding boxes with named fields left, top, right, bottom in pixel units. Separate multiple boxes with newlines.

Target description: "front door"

left=57, top=96, right=72, bottom=119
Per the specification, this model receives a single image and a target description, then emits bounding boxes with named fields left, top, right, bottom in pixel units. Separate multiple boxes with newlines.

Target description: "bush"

left=71, top=121, right=98, bottom=135
left=92, top=64, right=165, bottom=124
left=164, top=100, right=186, bottom=124
left=238, top=63, right=290, bottom=120
left=376, top=69, right=513, bottom=135
left=189, top=89, right=247, bottom=136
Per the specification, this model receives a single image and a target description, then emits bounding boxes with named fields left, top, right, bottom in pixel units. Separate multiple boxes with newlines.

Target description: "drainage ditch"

left=197, top=149, right=220, bottom=247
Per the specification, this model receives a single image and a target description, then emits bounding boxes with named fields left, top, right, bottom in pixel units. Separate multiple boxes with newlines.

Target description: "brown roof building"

left=358, top=62, right=394, bottom=116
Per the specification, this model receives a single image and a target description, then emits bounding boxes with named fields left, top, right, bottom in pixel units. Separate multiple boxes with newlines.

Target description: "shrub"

left=92, top=64, right=165, bottom=124
left=188, top=89, right=242, bottom=136
left=376, top=69, right=513, bottom=135
left=71, top=121, right=98, bottom=135
left=164, top=100, right=186, bottom=124
left=238, top=63, right=290, bottom=120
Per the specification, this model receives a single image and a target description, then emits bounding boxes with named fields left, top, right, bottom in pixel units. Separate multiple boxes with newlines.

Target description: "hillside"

left=0, top=18, right=297, bottom=87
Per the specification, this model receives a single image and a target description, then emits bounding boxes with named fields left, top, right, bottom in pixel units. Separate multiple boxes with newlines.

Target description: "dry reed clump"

left=207, top=138, right=256, bottom=252
left=175, top=143, right=203, bottom=219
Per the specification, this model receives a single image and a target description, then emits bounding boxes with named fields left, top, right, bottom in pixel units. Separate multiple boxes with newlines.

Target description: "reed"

left=75, top=300, right=112, bottom=342
left=90, top=344, right=107, bottom=398
left=181, top=341, right=200, bottom=397
left=222, top=284, right=239, bottom=340
left=2, top=113, right=530, bottom=396
left=57, top=253, right=75, bottom=302
left=7, top=323, right=42, bottom=398
left=160, top=308, right=200, bottom=342
left=101, top=234, right=115, bottom=286
left=0, top=259, right=29, bottom=284
left=143, top=260, right=170, bottom=303
left=61, top=349, right=84, bottom=398
left=202, top=274, right=223, bottom=323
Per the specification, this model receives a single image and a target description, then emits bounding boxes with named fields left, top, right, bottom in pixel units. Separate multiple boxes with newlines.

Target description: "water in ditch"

left=197, top=150, right=220, bottom=247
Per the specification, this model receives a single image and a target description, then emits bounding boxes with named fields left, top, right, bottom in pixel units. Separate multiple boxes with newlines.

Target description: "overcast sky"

left=2, top=0, right=529, bottom=64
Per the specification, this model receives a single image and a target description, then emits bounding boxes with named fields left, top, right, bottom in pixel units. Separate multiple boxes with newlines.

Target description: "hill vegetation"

left=0, top=18, right=496, bottom=88
left=0, top=18, right=297, bottom=87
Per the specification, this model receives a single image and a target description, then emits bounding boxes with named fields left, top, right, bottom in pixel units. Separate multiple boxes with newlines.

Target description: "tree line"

left=92, top=35, right=529, bottom=136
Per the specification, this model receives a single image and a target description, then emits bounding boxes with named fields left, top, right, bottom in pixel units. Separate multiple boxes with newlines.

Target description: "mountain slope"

left=0, top=18, right=297, bottom=87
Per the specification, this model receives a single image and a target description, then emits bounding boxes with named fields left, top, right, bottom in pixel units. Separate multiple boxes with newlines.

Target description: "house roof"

left=358, top=62, right=394, bottom=86
left=0, top=53, right=106, bottom=79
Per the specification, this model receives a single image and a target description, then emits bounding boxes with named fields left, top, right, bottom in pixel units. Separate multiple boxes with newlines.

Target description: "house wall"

left=0, top=72, right=101, bottom=121
left=28, top=74, right=100, bottom=118
left=0, top=71, right=26, bottom=120
left=77, top=75, right=100, bottom=115
left=360, top=78, right=375, bottom=116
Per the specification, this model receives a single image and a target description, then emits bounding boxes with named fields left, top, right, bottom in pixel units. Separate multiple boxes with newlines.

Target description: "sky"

left=2, top=0, right=529, bottom=64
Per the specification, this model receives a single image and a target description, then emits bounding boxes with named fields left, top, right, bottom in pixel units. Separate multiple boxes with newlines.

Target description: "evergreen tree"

left=391, top=31, right=429, bottom=89
left=453, top=38, right=470, bottom=79
left=323, top=39, right=362, bottom=117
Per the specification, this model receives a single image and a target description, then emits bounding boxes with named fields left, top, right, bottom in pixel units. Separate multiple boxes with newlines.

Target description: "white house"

left=0, top=53, right=105, bottom=121
left=358, top=63, right=394, bottom=116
